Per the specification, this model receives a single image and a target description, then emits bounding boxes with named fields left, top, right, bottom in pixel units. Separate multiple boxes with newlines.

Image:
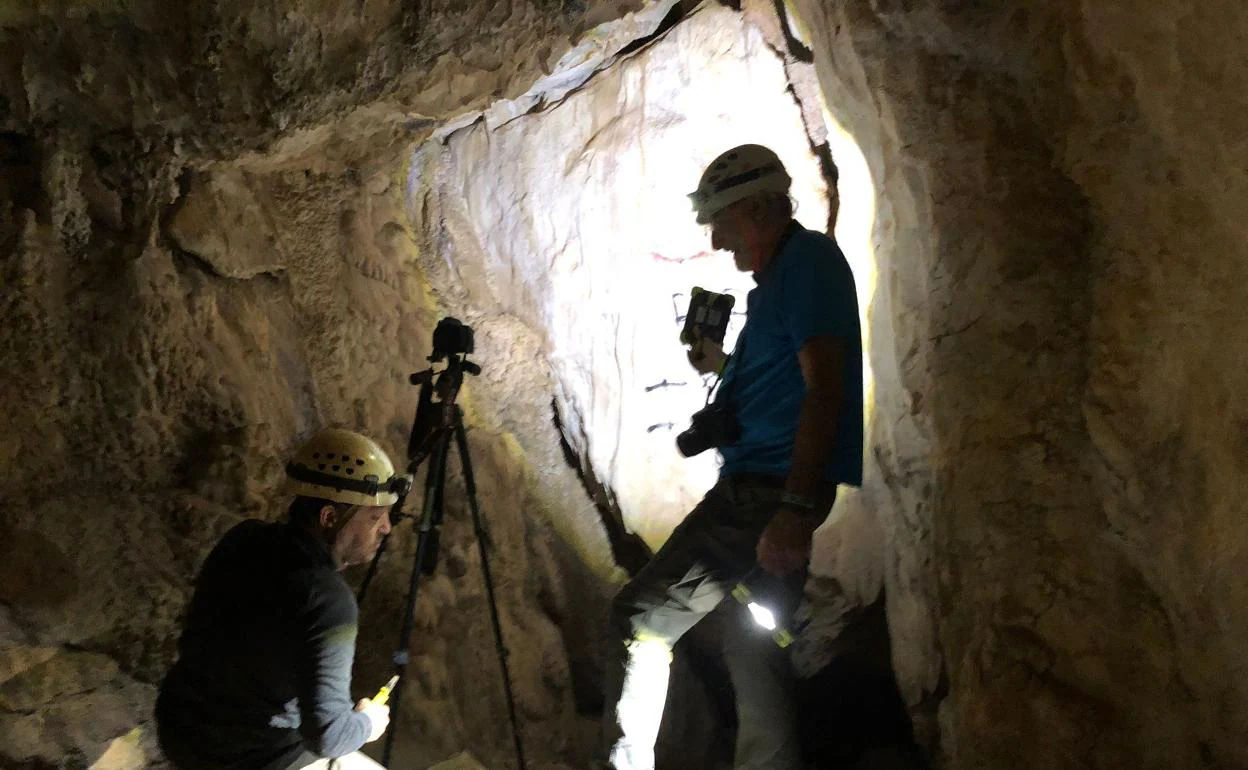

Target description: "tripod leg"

left=383, top=427, right=452, bottom=768
left=453, top=411, right=528, bottom=770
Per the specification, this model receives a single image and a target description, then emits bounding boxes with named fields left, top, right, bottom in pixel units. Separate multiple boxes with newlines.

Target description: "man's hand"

left=686, top=329, right=727, bottom=375
left=355, top=698, right=390, bottom=743
left=756, top=508, right=819, bottom=575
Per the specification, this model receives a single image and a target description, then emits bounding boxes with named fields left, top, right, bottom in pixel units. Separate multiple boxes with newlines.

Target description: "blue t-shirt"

left=718, top=225, right=864, bottom=486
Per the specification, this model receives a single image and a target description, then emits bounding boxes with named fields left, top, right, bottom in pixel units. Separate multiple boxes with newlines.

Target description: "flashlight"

left=371, top=675, right=399, bottom=706
left=731, top=582, right=794, bottom=648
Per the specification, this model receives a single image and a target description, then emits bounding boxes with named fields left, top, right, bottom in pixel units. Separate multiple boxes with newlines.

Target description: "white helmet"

left=688, top=144, right=792, bottom=225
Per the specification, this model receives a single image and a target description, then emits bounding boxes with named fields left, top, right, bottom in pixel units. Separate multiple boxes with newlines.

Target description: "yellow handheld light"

left=372, top=675, right=399, bottom=706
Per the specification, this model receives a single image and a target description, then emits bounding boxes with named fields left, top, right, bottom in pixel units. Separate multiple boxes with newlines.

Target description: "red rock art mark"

left=651, top=251, right=714, bottom=263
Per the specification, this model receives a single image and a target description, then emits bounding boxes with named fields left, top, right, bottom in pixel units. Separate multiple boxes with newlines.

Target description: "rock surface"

left=0, top=0, right=658, bottom=161
left=783, top=0, right=1248, bottom=767
left=2, top=0, right=1247, bottom=769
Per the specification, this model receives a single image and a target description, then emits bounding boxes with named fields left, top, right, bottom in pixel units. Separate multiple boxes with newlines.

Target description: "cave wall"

left=0, top=0, right=654, bottom=159
left=785, top=0, right=1248, bottom=767
left=0, top=11, right=670, bottom=764
left=0, top=128, right=624, bottom=767
left=1, top=4, right=708, bottom=766
left=2, top=0, right=1247, bottom=769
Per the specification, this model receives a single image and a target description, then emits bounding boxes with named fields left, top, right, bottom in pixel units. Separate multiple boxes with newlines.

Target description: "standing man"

left=157, top=429, right=407, bottom=769
left=601, top=145, right=864, bottom=770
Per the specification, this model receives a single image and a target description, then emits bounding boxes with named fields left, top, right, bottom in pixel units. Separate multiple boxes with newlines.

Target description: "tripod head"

left=401, top=318, right=481, bottom=515
left=428, top=316, right=478, bottom=367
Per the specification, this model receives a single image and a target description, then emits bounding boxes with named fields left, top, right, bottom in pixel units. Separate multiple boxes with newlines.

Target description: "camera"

left=431, top=317, right=474, bottom=360
left=676, top=400, right=741, bottom=458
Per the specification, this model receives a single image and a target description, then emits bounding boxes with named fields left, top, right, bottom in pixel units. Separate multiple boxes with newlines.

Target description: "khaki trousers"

left=601, top=474, right=834, bottom=770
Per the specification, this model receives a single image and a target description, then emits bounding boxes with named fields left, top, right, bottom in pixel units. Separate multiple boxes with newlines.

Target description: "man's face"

left=329, top=505, right=392, bottom=568
left=708, top=199, right=758, bottom=272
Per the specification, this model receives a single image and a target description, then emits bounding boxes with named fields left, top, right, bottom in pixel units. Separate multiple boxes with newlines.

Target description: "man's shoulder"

left=774, top=227, right=851, bottom=288
left=792, top=225, right=835, bottom=247
left=216, top=520, right=343, bottom=589
left=221, top=517, right=274, bottom=542
left=207, top=518, right=279, bottom=563
left=290, top=564, right=358, bottom=628
left=788, top=226, right=847, bottom=263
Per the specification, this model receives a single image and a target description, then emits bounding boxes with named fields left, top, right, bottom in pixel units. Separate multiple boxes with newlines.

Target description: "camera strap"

left=707, top=328, right=747, bottom=408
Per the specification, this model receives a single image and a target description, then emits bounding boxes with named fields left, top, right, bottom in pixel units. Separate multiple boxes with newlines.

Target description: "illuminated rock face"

left=3, top=1, right=1248, bottom=769
left=410, top=4, right=829, bottom=550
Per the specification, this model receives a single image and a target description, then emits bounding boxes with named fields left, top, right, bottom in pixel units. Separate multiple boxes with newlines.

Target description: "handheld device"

left=679, top=287, right=735, bottom=346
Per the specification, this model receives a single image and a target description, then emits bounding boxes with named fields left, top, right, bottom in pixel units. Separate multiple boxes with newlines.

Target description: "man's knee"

left=609, top=576, right=657, bottom=641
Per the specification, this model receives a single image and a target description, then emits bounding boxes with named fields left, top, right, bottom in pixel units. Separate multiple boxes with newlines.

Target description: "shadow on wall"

left=793, top=596, right=929, bottom=770
left=655, top=594, right=928, bottom=770
left=0, top=530, right=80, bottom=611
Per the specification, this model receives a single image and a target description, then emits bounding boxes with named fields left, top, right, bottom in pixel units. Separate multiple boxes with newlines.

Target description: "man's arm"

left=757, top=236, right=859, bottom=575
left=293, top=576, right=374, bottom=757
left=787, top=335, right=845, bottom=500
left=755, top=336, right=845, bottom=575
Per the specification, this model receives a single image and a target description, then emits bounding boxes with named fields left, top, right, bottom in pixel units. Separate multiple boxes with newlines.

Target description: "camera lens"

left=676, top=427, right=710, bottom=458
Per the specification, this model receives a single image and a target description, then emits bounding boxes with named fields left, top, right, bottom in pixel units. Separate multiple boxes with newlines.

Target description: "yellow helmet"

left=285, top=429, right=406, bottom=507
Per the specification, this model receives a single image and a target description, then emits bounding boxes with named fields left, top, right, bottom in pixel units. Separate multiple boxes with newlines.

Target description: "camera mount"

left=356, top=317, right=526, bottom=770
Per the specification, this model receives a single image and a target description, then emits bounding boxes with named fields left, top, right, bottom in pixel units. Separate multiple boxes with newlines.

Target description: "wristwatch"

left=777, top=491, right=818, bottom=513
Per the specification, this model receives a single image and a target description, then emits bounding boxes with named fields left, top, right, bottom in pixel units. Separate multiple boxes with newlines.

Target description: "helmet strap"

left=319, top=502, right=359, bottom=538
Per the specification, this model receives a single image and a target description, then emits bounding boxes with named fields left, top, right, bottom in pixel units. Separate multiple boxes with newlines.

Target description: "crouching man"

left=600, top=144, right=864, bottom=770
left=157, top=429, right=407, bottom=769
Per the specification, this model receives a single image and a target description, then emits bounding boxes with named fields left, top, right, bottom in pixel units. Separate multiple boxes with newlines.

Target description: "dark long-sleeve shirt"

left=156, top=520, right=371, bottom=770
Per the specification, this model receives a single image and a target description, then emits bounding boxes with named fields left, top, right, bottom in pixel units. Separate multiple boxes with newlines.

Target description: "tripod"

left=357, top=337, right=527, bottom=770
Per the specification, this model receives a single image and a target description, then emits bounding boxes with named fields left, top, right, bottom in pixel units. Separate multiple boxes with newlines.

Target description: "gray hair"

left=742, top=191, right=794, bottom=224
